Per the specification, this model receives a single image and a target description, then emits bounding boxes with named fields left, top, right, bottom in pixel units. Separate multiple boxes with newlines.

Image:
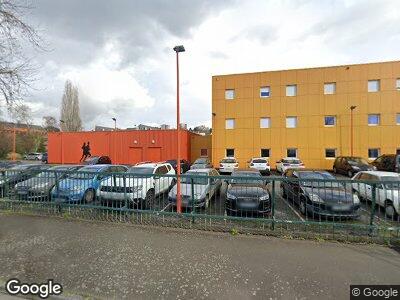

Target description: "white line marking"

left=161, top=203, right=171, bottom=212
left=280, top=196, right=305, bottom=221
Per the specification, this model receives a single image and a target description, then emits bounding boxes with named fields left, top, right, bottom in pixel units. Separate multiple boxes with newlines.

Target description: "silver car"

left=168, top=168, right=221, bottom=209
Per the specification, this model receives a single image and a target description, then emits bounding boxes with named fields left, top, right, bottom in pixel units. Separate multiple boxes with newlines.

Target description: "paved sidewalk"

left=0, top=214, right=399, bottom=299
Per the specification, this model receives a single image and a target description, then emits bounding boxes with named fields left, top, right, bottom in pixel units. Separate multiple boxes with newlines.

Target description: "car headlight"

left=71, top=185, right=84, bottom=192
left=259, top=194, right=269, bottom=201
left=132, top=186, right=143, bottom=192
left=309, top=193, right=324, bottom=203
left=353, top=193, right=360, bottom=204
left=352, top=166, right=360, bottom=170
left=226, top=192, right=237, bottom=199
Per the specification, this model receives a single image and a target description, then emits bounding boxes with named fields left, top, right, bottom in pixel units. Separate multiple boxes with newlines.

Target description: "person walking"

left=79, top=142, right=87, bottom=162
left=86, top=142, right=92, bottom=158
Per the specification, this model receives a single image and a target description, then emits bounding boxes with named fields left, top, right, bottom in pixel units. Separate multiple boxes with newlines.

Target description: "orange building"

left=212, top=61, right=400, bottom=169
left=48, top=130, right=211, bottom=165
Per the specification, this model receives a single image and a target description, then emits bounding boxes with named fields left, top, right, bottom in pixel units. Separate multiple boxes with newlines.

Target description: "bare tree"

left=10, top=103, right=32, bottom=126
left=60, top=80, right=82, bottom=131
left=42, top=115, right=59, bottom=132
left=0, top=1, right=43, bottom=106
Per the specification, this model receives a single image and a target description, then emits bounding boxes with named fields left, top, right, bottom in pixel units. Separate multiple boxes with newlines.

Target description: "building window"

left=368, top=114, right=380, bottom=126
left=396, top=114, right=400, bottom=125
left=260, top=117, right=271, bottom=128
left=325, top=148, right=336, bottom=158
left=225, top=89, right=235, bottom=100
left=261, top=148, right=270, bottom=157
left=397, top=149, right=400, bottom=155
left=287, top=148, right=297, bottom=158
left=324, top=116, right=336, bottom=126
left=368, top=148, right=380, bottom=159
left=397, top=79, right=400, bottom=91
left=225, top=119, right=235, bottom=129
left=200, top=149, right=208, bottom=157
left=324, top=82, right=336, bottom=95
left=368, top=80, right=380, bottom=92
left=286, top=116, right=297, bottom=128
left=260, top=86, right=271, bottom=98
left=286, top=85, right=297, bottom=96
left=226, top=149, right=235, bottom=157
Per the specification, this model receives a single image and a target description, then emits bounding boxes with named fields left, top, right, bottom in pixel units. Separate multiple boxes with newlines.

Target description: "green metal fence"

left=1, top=167, right=400, bottom=243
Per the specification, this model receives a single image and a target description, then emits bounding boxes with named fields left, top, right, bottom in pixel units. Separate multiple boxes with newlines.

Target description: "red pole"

left=12, top=125, right=16, bottom=161
left=350, top=110, right=353, bottom=156
left=176, top=51, right=182, bottom=213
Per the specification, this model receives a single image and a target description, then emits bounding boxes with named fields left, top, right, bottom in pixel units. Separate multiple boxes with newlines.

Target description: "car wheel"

left=144, top=189, right=155, bottom=209
left=385, top=201, right=397, bottom=219
left=83, top=189, right=95, bottom=204
left=299, top=198, right=307, bottom=216
left=347, top=170, right=353, bottom=178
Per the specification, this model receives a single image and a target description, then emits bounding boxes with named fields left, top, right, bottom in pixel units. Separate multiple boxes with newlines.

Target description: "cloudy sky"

left=5, top=0, right=400, bottom=130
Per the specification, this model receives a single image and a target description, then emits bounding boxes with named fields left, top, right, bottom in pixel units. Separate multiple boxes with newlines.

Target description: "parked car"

left=281, top=169, right=360, bottom=218
left=352, top=171, right=400, bottom=219
left=219, top=157, right=239, bottom=174
left=371, top=154, right=400, bottom=173
left=225, top=169, right=270, bottom=216
left=98, top=162, right=175, bottom=209
left=166, top=159, right=190, bottom=173
left=333, top=156, right=375, bottom=177
left=13, top=165, right=83, bottom=201
left=248, top=157, right=270, bottom=175
left=276, top=157, right=305, bottom=174
left=51, top=165, right=128, bottom=203
left=0, top=160, right=22, bottom=172
left=41, top=152, right=48, bottom=164
left=168, top=168, right=221, bottom=209
left=24, top=152, right=43, bottom=161
left=83, top=156, right=112, bottom=165
left=0, top=164, right=51, bottom=196
left=190, top=157, right=212, bottom=170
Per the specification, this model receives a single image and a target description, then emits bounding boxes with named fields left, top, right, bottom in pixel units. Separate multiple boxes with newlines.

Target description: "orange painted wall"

left=48, top=130, right=193, bottom=165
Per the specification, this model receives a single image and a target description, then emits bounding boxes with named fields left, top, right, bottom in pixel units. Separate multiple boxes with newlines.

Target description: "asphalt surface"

left=0, top=214, right=399, bottom=299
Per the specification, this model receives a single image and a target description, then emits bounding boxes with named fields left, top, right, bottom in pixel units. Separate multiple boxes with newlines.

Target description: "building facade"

left=212, top=61, right=400, bottom=169
left=48, top=130, right=211, bottom=165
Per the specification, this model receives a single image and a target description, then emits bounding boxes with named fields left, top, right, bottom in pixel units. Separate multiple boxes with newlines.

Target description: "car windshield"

left=253, top=159, right=267, bottom=163
left=381, top=176, right=400, bottom=189
left=69, top=167, right=101, bottom=179
left=231, top=172, right=263, bottom=184
left=347, top=157, right=369, bottom=165
left=298, top=172, right=341, bottom=188
left=181, top=173, right=208, bottom=185
left=283, top=159, right=301, bottom=164
left=128, top=167, right=154, bottom=174
left=221, top=159, right=236, bottom=163
left=194, top=158, right=208, bottom=164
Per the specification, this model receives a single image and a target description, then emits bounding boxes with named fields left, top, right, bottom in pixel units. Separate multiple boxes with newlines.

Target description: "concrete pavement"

left=0, top=214, right=399, bottom=299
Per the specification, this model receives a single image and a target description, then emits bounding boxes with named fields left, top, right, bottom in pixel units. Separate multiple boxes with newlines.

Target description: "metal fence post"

left=271, top=178, right=275, bottom=231
left=191, top=177, right=195, bottom=223
left=55, top=172, right=62, bottom=214
left=369, top=183, right=377, bottom=234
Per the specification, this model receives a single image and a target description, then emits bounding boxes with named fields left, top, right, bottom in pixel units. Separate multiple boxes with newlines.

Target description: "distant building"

left=0, top=121, right=45, bottom=133
left=127, top=124, right=160, bottom=131
left=180, top=123, right=187, bottom=130
left=94, top=125, right=114, bottom=131
left=160, top=124, right=170, bottom=130
left=191, top=125, right=211, bottom=135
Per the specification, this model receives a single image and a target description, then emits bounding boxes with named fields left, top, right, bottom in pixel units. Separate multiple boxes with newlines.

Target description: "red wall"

left=48, top=130, right=193, bottom=165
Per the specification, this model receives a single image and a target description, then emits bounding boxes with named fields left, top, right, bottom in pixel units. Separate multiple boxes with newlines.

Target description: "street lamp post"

left=350, top=106, right=357, bottom=156
left=173, top=45, right=185, bottom=214
left=112, top=118, right=117, bottom=130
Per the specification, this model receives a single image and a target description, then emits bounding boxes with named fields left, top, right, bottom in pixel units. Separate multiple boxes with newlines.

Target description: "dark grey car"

left=13, top=165, right=83, bottom=201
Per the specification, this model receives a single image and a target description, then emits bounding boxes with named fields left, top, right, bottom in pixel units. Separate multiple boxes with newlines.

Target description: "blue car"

left=51, top=164, right=128, bottom=203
